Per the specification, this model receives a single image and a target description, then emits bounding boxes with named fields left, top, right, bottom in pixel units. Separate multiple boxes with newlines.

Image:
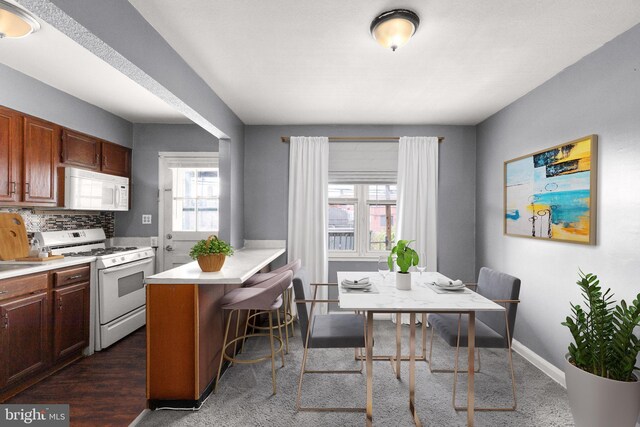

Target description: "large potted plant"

left=189, top=235, right=234, bottom=272
left=562, top=271, right=640, bottom=427
left=388, top=239, right=419, bottom=290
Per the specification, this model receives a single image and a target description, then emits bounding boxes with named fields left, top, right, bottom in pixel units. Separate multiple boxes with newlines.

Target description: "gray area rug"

left=138, top=320, right=573, bottom=426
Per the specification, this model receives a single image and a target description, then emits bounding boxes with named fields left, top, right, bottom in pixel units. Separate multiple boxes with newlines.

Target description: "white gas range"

left=37, top=229, right=154, bottom=351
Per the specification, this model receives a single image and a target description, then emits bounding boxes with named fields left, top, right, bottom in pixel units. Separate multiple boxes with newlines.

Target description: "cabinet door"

left=0, top=292, right=49, bottom=388
left=101, top=142, right=131, bottom=177
left=0, top=106, right=22, bottom=203
left=23, top=117, right=59, bottom=204
left=53, top=282, right=89, bottom=361
left=60, top=129, right=100, bottom=171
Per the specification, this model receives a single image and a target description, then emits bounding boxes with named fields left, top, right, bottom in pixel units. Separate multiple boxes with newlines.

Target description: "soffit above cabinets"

left=129, top=0, right=640, bottom=125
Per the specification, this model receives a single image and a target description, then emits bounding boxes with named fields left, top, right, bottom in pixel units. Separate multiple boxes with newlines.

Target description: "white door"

left=158, top=153, right=220, bottom=271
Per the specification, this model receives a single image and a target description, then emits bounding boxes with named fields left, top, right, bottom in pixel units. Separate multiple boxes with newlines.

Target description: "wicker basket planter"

left=190, top=235, right=234, bottom=273
left=197, top=253, right=226, bottom=272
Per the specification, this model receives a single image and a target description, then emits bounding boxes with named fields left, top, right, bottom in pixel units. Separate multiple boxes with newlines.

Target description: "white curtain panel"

left=395, top=136, right=439, bottom=323
left=287, top=136, right=329, bottom=311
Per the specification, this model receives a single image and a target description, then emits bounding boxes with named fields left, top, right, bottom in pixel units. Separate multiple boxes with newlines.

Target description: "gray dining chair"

left=428, top=267, right=521, bottom=411
left=292, top=267, right=369, bottom=413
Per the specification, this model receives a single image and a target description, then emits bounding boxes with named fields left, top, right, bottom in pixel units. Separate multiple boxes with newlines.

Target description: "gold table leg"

left=467, top=312, right=475, bottom=426
left=409, top=313, right=422, bottom=426
left=366, top=311, right=373, bottom=427
left=394, top=313, right=402, bottom=379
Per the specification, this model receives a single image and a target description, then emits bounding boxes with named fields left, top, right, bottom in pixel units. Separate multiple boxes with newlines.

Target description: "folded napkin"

left=435, top=278, right=464, bottom=287
left=343, top=277, right=370, bottom=286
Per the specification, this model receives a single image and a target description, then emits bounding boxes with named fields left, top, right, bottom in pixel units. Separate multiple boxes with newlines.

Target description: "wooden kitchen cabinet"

left=0, top=264, right=90, bottom=401
left=52, top=282, right=89, bottom=362
left=22, top=116, right=60, bottom=205
left=0, top=106, right=23, bottom=203
left=60, top=129, right=100, bottom=171
left=0, top=292, right=49, bottom=389
left=101, top=141, right=131, bottom=177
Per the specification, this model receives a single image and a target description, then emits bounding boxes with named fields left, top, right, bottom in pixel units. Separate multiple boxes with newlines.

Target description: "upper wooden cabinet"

left=23, top=116, right=60, bottom=205
left=61, top=129, right=100, bottom=171
left=101, top=141, right=131, bottom=177
left=0, top=106, right=22, bottom=203
left=0, top=105, right=131, bottom=207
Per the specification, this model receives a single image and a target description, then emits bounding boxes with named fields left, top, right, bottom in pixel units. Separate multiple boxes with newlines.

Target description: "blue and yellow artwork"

left=504, top=135, right=597, bottom=244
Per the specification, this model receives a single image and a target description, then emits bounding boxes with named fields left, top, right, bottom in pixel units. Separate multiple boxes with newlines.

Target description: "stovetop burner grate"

left=65, top=247, right=140, bottom=257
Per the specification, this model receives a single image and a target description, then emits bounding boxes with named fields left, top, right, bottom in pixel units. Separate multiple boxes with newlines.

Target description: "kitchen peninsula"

left=145, top=243, right=285, bottom=409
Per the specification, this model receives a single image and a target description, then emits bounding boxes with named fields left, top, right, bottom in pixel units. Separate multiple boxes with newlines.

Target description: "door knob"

left=166, top=233, right=172, bottom=239
left=165, top=245, right=174, bottom=252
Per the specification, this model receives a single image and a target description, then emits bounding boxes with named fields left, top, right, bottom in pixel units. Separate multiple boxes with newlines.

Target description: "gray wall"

left=244, top=125, right=477, bottom=282
left=0, top=63, right=132, bottom=147
left=476, top=23, right=640, bottom=369
left=115, top=124, right=219, bottom=238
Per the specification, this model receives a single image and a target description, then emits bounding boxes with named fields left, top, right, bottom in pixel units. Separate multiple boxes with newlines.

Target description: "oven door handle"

left=101, top=258, right=154, bottom=275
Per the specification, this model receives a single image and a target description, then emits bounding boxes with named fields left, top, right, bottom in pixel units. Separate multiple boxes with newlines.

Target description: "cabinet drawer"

left=0, top=273, right=48, bottom=302
left=53, top=265, right=91, bottom=288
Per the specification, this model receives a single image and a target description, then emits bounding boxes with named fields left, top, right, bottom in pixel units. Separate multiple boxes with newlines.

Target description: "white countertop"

left=337, top=271, right=505, bottom=312
left=145, top=247, right=285, bottom=285
left=0, top=256, right=96, bottom=280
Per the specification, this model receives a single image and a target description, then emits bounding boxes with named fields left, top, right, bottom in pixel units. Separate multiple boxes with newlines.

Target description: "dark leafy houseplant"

left=189, top=235, right=234, bottom=260
left=562, top=271, right=640, bottom=382
left=387, top=239, right=419, bottom=273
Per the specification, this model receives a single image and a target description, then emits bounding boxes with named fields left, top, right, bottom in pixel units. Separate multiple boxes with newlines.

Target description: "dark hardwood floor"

left=8, top=327, right=146, bottom=427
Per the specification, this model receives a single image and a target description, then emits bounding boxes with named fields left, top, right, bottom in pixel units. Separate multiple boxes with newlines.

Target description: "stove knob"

left=112, top=259, right=116, bottom=264
left=121, top=257, right=125, bottom=261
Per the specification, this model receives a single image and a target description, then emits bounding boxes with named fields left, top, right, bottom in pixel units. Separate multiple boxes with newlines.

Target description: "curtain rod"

left=280, top=136, right=444, bottom=143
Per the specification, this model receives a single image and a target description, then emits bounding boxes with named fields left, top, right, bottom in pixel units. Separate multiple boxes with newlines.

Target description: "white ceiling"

left=129, top=0, right=640, bottom=125
left=0, top=1, right=189, bottom=124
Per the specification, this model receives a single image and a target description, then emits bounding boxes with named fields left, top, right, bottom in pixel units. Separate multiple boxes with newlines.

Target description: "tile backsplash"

left=0, top=208, right=115, bottom=239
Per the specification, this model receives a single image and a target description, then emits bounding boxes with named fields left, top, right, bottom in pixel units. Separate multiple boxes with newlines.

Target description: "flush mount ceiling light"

left=370, top=9, right=419, bottom=52
left=371, top=9, right=420, bottom=52
left=0, top=0, right=40, bottom=39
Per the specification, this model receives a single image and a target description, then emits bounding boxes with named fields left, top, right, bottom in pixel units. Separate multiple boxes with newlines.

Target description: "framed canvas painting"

left=504, top=135, right=597, bottom=245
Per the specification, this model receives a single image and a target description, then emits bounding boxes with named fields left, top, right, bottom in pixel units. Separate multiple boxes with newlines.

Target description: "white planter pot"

left=564, top=354, right=640, bottom=427
left=395, top=272, right=411, bottom=290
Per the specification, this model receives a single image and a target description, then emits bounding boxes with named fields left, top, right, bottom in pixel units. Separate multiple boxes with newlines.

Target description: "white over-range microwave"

left=64, top=167, right=129, bottom=211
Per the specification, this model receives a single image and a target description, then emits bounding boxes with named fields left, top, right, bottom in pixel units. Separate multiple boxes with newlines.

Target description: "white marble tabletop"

left=145, top=247, right=285, bottom=285
left=337, top=271, right=504, bottom=312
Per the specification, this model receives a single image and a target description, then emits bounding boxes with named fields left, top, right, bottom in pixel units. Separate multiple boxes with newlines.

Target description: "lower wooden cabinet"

left=0, top=292, right=49, bottom=389
left=0, top=264, right=91, bottom=400
left=53, top=282, right=89, bottom=361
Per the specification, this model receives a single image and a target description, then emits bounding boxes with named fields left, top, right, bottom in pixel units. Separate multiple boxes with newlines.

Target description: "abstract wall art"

left=504, top=135, right=597, bottom=244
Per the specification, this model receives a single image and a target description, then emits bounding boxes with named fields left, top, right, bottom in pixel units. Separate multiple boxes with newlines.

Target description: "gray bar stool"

left=215, top=270, right=293, bottom=395
left=244, top=259, right=301, bottom=353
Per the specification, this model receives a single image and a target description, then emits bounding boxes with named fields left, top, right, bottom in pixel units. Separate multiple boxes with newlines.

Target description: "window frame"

left=171, top=166, right=220, bottom=233
left=328, top=183, right=396, bottom=260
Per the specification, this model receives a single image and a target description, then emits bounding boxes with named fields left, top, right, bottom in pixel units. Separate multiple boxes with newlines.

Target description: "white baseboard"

left=511, top=338, right=566, bottom=388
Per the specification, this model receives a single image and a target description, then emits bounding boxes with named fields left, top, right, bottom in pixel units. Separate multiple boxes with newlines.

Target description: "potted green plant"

left=387, top=239, right=419, bottom=290
left=562, top=271, right=640, bottom=427
left=189, top=235, right=234, bottom=272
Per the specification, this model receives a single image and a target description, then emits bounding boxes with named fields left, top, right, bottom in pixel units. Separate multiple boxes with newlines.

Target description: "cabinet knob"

left=58, top=297, right=63, bottom=311
left=24, top=182, right=30, bottom=194
left=1, top=314, right=8, bottom=329
left=9, top=182, right=16, bottom=195
left=102, top=155, right=108, bottom=167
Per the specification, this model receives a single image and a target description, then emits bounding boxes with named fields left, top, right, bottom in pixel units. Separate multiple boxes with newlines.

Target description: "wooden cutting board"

left=0, top=213, right=30, bottom=260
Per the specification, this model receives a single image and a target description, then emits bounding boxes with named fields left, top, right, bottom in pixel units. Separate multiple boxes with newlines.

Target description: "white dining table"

left=337, top=271, right=505, bottom=427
